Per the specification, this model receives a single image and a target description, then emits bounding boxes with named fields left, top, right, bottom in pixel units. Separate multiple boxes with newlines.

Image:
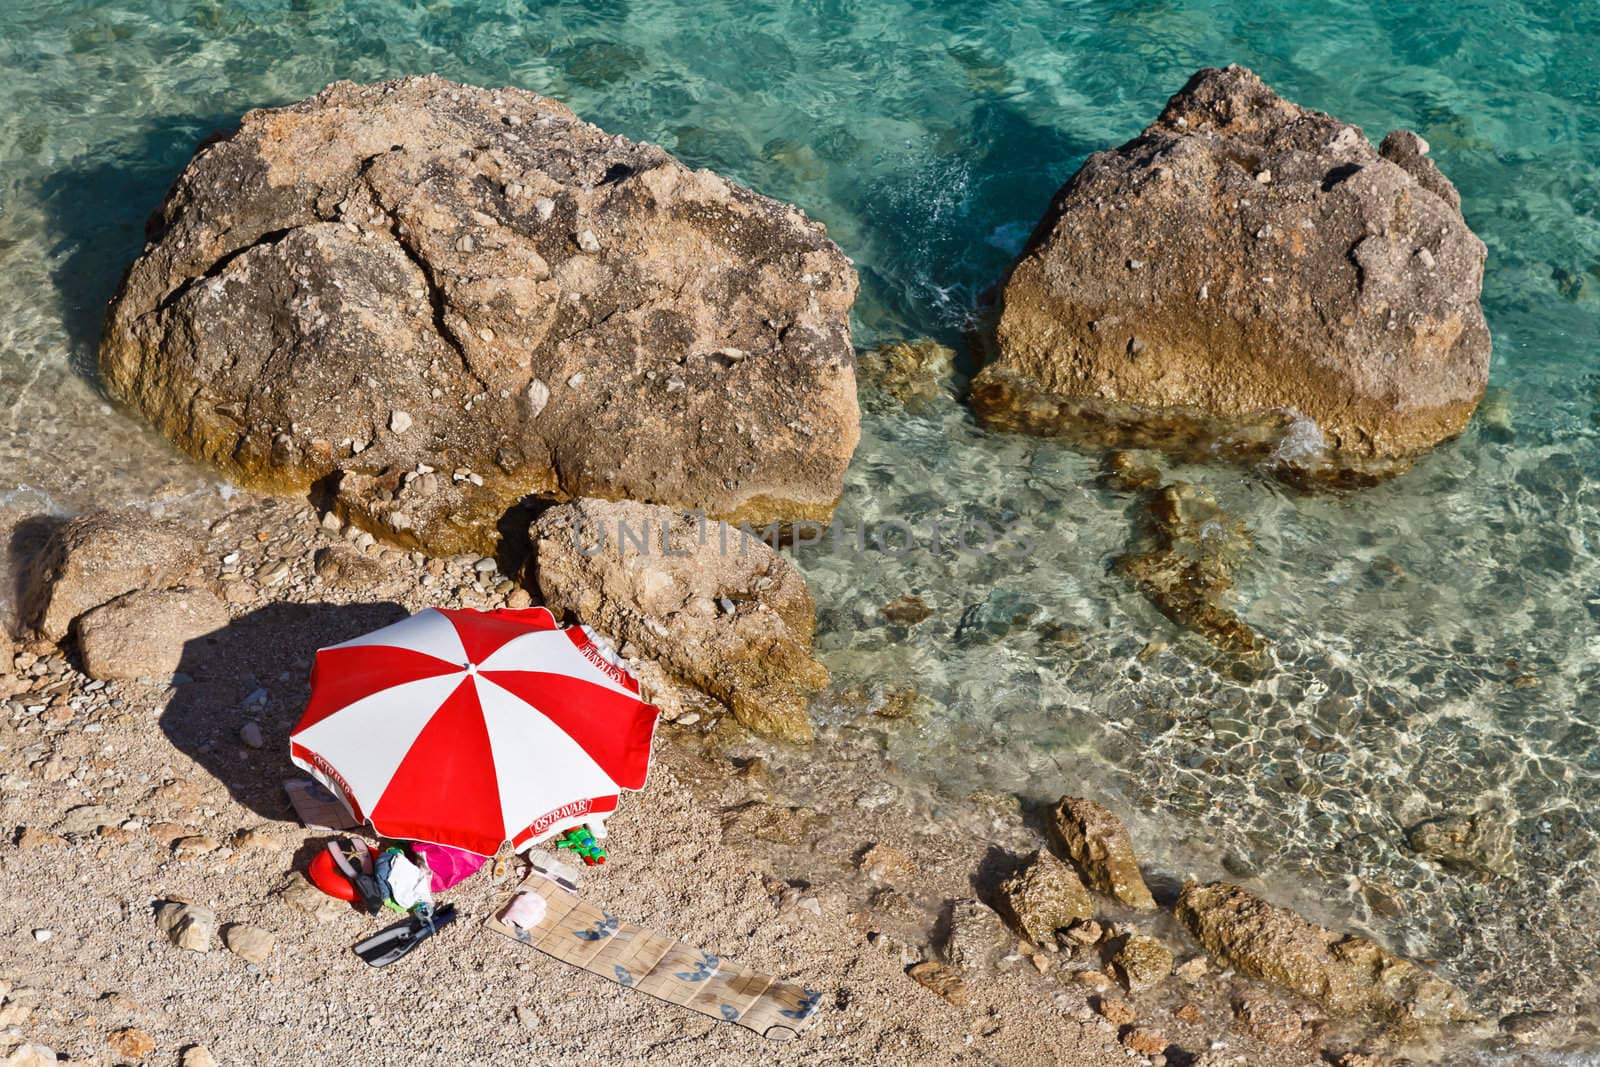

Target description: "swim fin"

left=351, top=904, right=458, bottom=968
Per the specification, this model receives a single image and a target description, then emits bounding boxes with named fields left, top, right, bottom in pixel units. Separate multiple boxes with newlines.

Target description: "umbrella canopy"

left=289, top=606, right=659, bottom=856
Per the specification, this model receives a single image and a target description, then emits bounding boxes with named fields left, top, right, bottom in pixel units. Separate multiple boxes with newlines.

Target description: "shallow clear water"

left=3, top=0, right=1599, bottom=1042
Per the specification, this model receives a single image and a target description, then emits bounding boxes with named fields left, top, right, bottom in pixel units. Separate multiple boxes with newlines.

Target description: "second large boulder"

left=100, top=76, right=860, bottom=555
left=972, top=65, right=1490, bottom=481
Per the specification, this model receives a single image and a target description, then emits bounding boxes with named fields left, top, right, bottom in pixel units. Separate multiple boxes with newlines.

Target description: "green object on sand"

left=555, top=827, right=607, bottom=865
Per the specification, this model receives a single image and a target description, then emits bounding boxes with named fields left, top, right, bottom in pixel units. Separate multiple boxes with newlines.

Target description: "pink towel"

left=412, top=841, right=489, bottom=891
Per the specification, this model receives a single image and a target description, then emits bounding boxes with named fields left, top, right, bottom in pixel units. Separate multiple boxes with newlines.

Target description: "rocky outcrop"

left=21, top=511, right=202, bottom=642
left=1050, top=796, right=1156, bottom=909
left=76, top=589, right=228, bottom=680
left=1175, top=881, right=1476, bottom=1029
left=997, top=849, right=1094, bottom=946
left=100, top=76, right=860, bottom=556
left=972, top=65, right=1490, bottom=481
left=1116, top=482, right=1263, bottom=658
left=530, top=498, right=827, bottom=744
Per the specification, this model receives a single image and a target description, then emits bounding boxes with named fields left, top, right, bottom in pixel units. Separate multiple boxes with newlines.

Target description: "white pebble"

left=525, top=379, right=550, bottom=417
left=32, top=929, right=51, bottom=942
left=389, top=410, right=413, bottom=434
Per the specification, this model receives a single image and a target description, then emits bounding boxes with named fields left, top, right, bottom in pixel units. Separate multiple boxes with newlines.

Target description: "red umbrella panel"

left=289, top=606, right=659, bottom=856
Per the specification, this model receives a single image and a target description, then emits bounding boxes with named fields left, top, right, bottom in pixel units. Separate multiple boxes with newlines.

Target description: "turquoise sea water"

left=3, top=0, right=1599, bottom=1049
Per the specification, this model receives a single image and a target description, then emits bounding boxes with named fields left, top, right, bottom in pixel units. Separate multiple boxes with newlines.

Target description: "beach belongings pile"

left=487, top=875, right=824, bottom=1040
left=307, top=839, right=441, bottom=912
left=303, top=836, right=483, bottom=967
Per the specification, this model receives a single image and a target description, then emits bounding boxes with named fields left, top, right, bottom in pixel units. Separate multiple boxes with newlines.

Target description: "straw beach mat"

left=488, top=875, right=823, bottom=1039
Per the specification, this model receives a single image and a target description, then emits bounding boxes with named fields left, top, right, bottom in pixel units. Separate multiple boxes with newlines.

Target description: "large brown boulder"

left=972, top=66, right=1490, bottom=481
left=1175, top=881, right=1476, bottom=1030
left=529, top=498, right=827, bottom=744
left=100, top=76, right=860, bottom=555
left=22, top=511, right=203, bottom=642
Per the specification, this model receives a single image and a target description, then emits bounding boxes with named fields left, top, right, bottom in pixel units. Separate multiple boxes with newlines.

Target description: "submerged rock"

left=858, top=843, right=917, bottom=884
left=857, top=338, right=957, bottom=414
left=1101, top=450, right=1163, bottom=492
left=832, top=683, right=925, bottom=721
left=720, top=801, right=818, bottom=845
left=1175, top=881, right=1476, bottom=1029
left=1404, top=809, right=1513, bottom=874
left=1498, top=1010, right=1573, bottom=1047
left=1120, top=1028, right=1168, bottom=1057
left=1050, top=796, right=1157, bottom=909
left=100, top=76, right=859, bottom=555
left=1115, top=482, right=1263, bottom=658
left=972, top=65, right=1490, bottom=481
left=880, top=594, right=933, bottom=625
left=106, top=1028, right=156, bottom=1061
left=997, top=849, right=1094, bottom=946
left=531, top=499, right=827, bottom=743
left=22, top=510, right=202, bottom=642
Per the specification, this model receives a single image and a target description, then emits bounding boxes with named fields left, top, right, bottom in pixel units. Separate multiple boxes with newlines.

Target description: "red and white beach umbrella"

left=289, top=606, right=659, bottom=856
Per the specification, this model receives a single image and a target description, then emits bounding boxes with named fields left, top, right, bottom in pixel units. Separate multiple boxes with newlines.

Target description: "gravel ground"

left=0, top=493, right=1403, bottom=1066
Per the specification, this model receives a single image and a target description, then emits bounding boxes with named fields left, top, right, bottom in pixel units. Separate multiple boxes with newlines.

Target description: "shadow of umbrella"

left=160, top=599, right=408, bottom=822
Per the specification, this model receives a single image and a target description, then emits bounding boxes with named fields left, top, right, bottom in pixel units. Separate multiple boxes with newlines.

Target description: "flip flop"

left=352, top=904, right=458, bottom=968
